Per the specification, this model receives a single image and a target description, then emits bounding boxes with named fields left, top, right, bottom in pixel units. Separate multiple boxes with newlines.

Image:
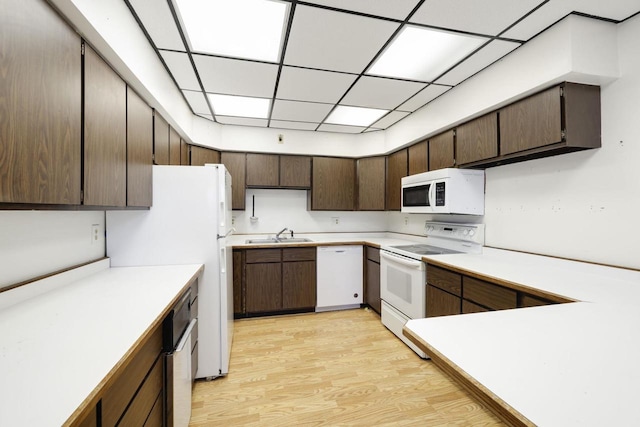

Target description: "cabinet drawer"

left=426, top=284, right=461, bottom=317
left=463, top=277, right=517, bottom=310
left=102, top=325, right=163, bottom=426
left=118, top=354, right=163, bottom=426
left=462, top=299, right=490, bottom=314
left=366, top=246, right=380, bottom=263
left=427, top=265, right=462, bottom=296
left=191, top=341, right=199, bottom=382
left=246, top=248, right=281, bottom=263
left=282, top=247, right=316, bottom=262
left=143, top=391, right=163, bottom=427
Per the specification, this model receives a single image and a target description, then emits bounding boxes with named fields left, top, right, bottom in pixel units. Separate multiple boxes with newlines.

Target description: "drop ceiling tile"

left=410, top=0, right=543, bottom=36
left=284, top=5, right=400, bottom=73
left=277, top=67, right=358, bottom=104
left=182, top=90, right=210, bottom=114
left=397, top=84, right=451, bottom=112
left=501, top=2, right=572, bottom=41
left=371, top=111, right=410, bottom=129
left=159, top=51, right=201, bottom=91
left=217, top=116, right=269, bottom=127
left=270, top=120, right=319, bottom=131
left=570, top=0, right=640, bottom=21
left=318, top=124, right=366, bottom=133
left=128, top=0, right=185, bottom=50
left=194, top=55, right=279, bottom=98
left=271, top=100, right=334, bottom=123
left=303, top=0, right=421, bottom=20
left=435, top=40, right=521, bottom=86
left=341, top=76, right=426, bottom=109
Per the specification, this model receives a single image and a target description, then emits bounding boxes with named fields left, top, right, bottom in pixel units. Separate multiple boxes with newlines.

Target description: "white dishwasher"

left=316, top=245, right=363, bottom=312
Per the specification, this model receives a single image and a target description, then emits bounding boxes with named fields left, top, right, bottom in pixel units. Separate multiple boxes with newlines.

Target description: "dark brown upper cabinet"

left=408, top=141, right=428, bottom=175
left=169, top=126, right=181, bottom=165
left=456, top=112, right=498, bottom=166
left=499, top=83, right=601, bottom=160
left=246, top=153, right=279, bottom=187
left=0, top=0, right=82, bottom=205
left=180, top=139, right=189, bottom=165
left=153, top=112, right=169, bottom=166
left=221, top=152, right=246, bottom=210
left=386, top=149, right=407, bottom=211
left=83, top=44, right=127, bottom=207
left=126, top=87, right=153, bottom=207
left=428, top=130, right=455, bottom=171
left=190, top=145, right=220, bottom=166
left=280, top=155, right=311, bottom=189
left=357, top=157, right=385, bottom=211
left=310, top=157, right=356, bottom=211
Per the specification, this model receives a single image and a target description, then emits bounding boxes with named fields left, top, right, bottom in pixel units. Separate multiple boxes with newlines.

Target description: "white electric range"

left=380, top=222, right=484, bottom=357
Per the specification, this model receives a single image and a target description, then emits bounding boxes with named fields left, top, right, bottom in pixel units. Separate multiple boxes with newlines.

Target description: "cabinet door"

left=280, top=155, right=311, bottom=188
left=500, top=86, right=562, bottom=155
left=428, top=130, right=455, bottom=171
left=126, top=87, right=153, bottom=207
left=311, top=157, right=356, bottom=210
left=357, top=157, right=385, bottom=211
left=408, top=141, right=428, bottom=175
left=456, top=113, right=498, bottom=165
left=282, top=261, right=316, bottom=309
left=153, top=112, right=169, bottom=165
left=246, top=153, right=279, bottom=187
left=180, top=139, right=189, bottom=165
left=190, top=146, right=220, bottom=166
left=0, top=0, right=81, bottom=204
left=246, top=263, right=281, bottom=313
left=169, top=126, right=181, bottom=165
left=221, top=152, right=246, bottom=210
left=463, top=277, right=517, bottom=311
left=365, top=259, right=381, bottom=314
left=233, top=250, right=244, bottom=316
left=386, top=149, right=407, bottom=211
left=83, top=44, right=126, bottom=207
left=426, top=284, right=461, bottom=317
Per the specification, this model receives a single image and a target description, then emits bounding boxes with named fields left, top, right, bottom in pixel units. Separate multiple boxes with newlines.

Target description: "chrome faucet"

left=275, top=227, right=288, bottom=242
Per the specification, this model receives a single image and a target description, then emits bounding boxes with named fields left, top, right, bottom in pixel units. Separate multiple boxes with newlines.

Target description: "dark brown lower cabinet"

left=364, top=246, right=381, bottom=314
left=240, top=247, right=316, bottom=316
left=246, top=263, right=282, bottom=313
left=426, top=285, right=461, bottom=317
left=462, top=300, right=489, bottom=314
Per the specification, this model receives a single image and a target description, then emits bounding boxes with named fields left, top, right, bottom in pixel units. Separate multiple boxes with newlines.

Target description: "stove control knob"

left=463, top=229, right=469, bottom=236
left=469, top=230, right=475, bottom=237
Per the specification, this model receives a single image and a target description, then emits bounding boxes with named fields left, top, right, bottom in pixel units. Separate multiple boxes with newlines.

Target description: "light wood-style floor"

left=190, top=308, right=503, bottom=426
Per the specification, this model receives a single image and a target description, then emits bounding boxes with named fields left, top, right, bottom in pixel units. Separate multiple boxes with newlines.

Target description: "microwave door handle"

left=428, top=182, right=435, bottom=208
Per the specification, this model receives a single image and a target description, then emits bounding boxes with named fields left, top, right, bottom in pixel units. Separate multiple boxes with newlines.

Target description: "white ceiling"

left=126, top=0, right=640, bottom=133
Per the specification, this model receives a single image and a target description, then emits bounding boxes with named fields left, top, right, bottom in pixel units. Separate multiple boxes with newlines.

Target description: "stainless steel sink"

left=245, top=237, right=313, bottom=244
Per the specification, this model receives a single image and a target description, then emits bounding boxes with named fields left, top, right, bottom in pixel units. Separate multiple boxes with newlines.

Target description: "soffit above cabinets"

left=126, top=0, right=640, bottom=134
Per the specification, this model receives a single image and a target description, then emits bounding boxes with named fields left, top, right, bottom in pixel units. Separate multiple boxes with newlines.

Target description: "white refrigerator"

left=106, top=165, right=234, bottom=379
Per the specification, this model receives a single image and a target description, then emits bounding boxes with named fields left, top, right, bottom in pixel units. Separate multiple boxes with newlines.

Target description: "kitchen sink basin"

left=245, top=237, right=313, bottom=244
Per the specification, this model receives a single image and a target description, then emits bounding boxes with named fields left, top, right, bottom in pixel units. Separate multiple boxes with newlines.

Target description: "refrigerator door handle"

left=217, top=227, right=235, bottom=240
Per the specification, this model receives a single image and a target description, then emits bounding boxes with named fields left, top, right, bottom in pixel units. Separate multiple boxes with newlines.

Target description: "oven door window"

left=403, top=184, right=430, bottom=207
left=386, top=267, right=413, bottom=304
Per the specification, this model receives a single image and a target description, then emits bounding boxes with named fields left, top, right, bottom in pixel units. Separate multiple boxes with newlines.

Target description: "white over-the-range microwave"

left=401, top=168, right=485, bottom=215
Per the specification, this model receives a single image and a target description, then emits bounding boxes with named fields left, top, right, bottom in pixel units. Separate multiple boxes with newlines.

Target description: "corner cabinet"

left=386, top=149, right=407, bottom=211
left=83, top=44, right=127, bottom=207
left=153, top=112, right=170, bottom=166
left=357, top=157, right=386, bottom=211
left=0, top=0, right=82, bottom=205
left=310, top=157, right=356, bottom=211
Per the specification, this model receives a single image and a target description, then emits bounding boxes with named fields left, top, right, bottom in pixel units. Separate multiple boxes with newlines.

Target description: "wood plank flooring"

left=190, top=308, right=504, bottom=426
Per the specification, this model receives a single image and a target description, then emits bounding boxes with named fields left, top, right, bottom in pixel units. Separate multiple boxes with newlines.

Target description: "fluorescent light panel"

left=208, top=94, right=271, bottom=118
left=325, top=105, right=389, bottom=127
left=369, top=26, right=487, bottom=81
left=174, top=0, right=287, bottom=62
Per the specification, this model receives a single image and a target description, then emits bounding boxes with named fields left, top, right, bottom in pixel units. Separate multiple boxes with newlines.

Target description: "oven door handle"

left=380, top=251, right=424, bottom=269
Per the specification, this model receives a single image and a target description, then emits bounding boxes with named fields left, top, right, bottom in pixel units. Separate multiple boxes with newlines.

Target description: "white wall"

left=483, top=14, right=640, bottom=269
left=233, top=189, right=386, bottom=235
left=0, top=211, right=105, bottom=289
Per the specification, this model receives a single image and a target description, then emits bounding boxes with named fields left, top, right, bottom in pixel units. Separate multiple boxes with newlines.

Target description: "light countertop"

left=0, top=262, right=203, bottom=427
left=228, top=232, right=426, bottom=249
left=405, top=247, right=640, bottom=426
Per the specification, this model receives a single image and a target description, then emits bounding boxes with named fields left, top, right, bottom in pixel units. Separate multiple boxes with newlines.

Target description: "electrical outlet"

left=404, top=217, right=409, bottom=226
left=91, top=224, right=100, bottom=245
left=231, top=216, right=235, bottom=225
left=332, top=217, right=339, bottom=225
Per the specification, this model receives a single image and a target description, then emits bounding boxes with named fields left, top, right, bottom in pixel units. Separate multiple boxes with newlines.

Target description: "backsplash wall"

left=233, top=189, right=387, bottom=235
